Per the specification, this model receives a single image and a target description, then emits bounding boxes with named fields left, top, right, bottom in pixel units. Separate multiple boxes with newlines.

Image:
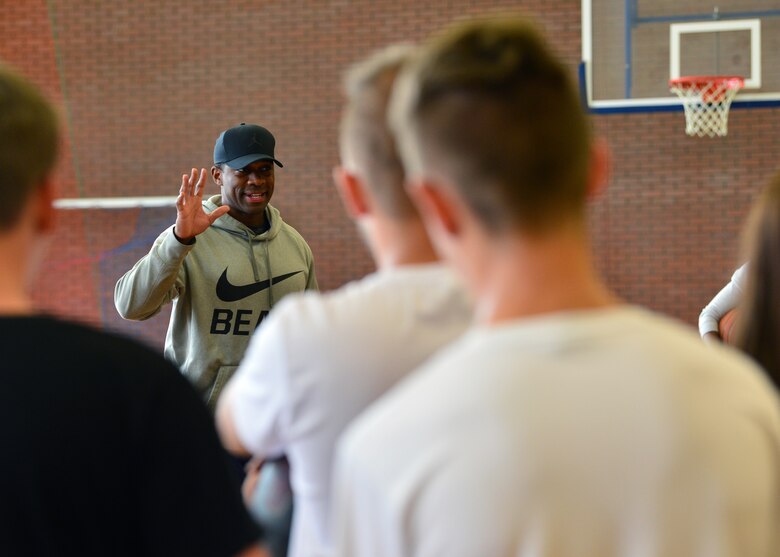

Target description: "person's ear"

left=34, top=175, right=56, bottom=234
left=407, top=178, right=460, bottom=238
left=211, top=165, right=223, bottom=186
left=586, top=138, right=610, bottom=199
left=332, top=166, right=370, bottom=219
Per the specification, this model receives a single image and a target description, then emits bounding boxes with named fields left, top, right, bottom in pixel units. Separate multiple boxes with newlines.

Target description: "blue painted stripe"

left=636, top=9, right=780, bottom=25
left=587, top=99, right=780, bottom=115
left=588, top=104, right=683, bottom=114
left=731, top=99, right=780, bottom=109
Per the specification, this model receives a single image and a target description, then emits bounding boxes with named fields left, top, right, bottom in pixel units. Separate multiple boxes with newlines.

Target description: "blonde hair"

left=340, top=44, right=417, bottom=219
left=390, top=16, right=592, bottom=234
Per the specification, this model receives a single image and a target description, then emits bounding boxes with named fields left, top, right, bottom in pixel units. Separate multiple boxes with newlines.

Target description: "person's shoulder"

left=35, top=315, right=179, bottom=378
left=262, top=289, right=326, bottom=331
left=618, top=307, right=780, bottom=403
left=273, top=265, right=467, bottom=332
left=266, top=206, right=308, bottom=242
left=621, top=306, right=734, bottom=355
left=23, top=314, right=146, bottom=349
left=266, top=276, right=385, bottom=337
left=334, top=264, right=467, bottom=307
left=1, top=315, right=189, bottom=409
left=277, top=219, right=309, bottom=246
left=612, top=306, right=736, bottom=358
left=375, top=262, right=464, bottom=288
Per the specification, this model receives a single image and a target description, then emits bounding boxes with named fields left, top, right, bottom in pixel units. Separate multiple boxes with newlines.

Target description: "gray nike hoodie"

left=115, top=195, right=317, bottom=409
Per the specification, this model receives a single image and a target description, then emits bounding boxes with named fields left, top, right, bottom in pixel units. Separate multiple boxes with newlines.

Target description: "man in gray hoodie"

left=115, top=123, right=317, bottom=410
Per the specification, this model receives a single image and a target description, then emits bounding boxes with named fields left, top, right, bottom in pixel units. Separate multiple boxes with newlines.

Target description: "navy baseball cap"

left=213, top=123, right=284, bottom=169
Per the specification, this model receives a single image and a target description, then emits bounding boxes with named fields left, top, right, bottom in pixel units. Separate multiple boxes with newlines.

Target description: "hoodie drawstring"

left=245, top=230, right=261, bottom=282
left=242, top=207, right=275, bottom=309
left=264, top=239, right=274, bottom=308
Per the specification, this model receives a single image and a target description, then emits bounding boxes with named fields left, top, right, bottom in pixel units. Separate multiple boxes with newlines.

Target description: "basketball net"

left=669, top=76, right=744, bottom=138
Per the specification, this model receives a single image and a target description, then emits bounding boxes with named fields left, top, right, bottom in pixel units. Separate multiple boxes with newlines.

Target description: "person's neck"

left=371, top=216, right=439, bottom=270
left=0, top=203, right=47, bottom=317
left=0, top=257, right=33, bottom=316
left=471, top=226, right=618, bottom=325
left=0, top=296, right=33, bottom=315
left=229, top=207, right=268, bottom=230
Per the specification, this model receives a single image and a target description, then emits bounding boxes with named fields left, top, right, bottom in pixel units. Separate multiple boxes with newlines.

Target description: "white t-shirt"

left=333, top=306, right=780, bottom=557
left=223, top=263, right=472, bottom=557
left=698, top=263, right=748, bottom=336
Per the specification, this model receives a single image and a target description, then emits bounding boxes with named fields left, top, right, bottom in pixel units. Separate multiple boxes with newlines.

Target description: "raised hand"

left=174, top=168, right=230, bottom=241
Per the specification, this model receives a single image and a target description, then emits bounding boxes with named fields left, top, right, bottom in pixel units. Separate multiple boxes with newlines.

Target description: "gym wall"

left=2, top=0, right=776, bottom=349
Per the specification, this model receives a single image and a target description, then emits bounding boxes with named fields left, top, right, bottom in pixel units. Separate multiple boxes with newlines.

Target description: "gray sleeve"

left=698, top=263, right=748, bottom=336
left=114, top=226, right=193, bottom=320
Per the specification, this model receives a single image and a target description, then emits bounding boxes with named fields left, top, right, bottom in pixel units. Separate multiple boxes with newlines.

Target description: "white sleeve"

left=698, top=263, right=748, bottom=336
left=222, top=315, right=290, bottom=458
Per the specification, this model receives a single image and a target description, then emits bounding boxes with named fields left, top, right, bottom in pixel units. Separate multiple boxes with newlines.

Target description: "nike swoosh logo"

left=216, top=268, right=303, bottom=302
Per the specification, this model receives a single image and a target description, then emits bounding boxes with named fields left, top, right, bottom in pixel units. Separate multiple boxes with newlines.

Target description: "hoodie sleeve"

left=114, top=226, right=193, bottom=320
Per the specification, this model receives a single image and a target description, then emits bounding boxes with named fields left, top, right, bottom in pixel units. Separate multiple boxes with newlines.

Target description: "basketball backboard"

left=581, top=0, right=780, bottom=113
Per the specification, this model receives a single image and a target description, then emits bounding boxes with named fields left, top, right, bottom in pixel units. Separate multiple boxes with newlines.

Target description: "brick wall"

left=2, top=0, right=776, bottom=350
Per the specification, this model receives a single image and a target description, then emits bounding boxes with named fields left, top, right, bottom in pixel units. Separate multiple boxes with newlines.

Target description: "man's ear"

left=211, top=165, right=223, bottom=186
left=586, top=138, right=610, bottom=200
left=407, top=178, right=460, bottom=237
left=34, top=175, right=56, bottom=234
left=332, top=166, right=370, bottom=219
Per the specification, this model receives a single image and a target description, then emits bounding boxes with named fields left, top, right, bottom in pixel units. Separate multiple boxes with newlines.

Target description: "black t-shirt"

left=0, top=316, right=261, bottom=556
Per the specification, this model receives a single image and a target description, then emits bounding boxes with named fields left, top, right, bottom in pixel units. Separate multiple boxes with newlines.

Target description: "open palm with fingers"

left=174, top=168, right=230, bottom=241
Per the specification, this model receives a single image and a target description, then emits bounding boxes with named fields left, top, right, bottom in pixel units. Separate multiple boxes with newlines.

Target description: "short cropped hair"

left=736, top=171, right=780, bottom=388
left=390, top=17, right=591, bottom=233
left=0, top=66, right=59, bottom=230
left=340, top=44, right=417, bottom=220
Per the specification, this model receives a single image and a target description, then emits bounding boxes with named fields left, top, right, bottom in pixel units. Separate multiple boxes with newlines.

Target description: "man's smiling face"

left=213, top=160, right=275, bottom=228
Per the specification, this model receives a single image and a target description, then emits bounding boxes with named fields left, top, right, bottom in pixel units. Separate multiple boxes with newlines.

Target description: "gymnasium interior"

left=1, top=0, right=776, bottom=350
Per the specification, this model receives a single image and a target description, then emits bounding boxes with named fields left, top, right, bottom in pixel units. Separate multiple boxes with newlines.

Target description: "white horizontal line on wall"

left=53, top=196, right=178, bottom=209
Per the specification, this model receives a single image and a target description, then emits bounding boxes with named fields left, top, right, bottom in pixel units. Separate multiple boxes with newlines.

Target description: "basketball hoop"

left=669, top=76, right=744, bottom=138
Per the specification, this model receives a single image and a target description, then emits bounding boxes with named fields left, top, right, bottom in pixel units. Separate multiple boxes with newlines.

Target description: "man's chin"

left=238, top=202, right=269, bottom=214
